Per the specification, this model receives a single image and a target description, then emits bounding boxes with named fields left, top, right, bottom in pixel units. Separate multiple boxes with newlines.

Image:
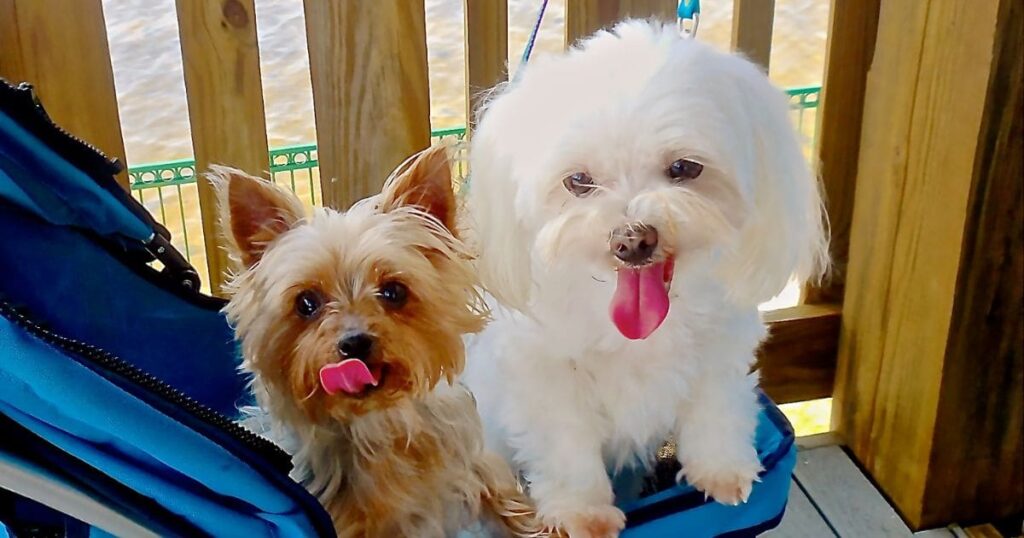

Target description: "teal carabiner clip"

left=678, top=0, right=700, bottom=38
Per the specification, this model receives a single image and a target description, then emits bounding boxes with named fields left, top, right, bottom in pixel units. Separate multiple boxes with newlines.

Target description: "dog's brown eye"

left=668, top=158, right=703, bottom=182
left=294, top=290, right=322, bottom=319
left=563, top=172, right=597, bottom=197
left=377, top=281, right=409, bottom=309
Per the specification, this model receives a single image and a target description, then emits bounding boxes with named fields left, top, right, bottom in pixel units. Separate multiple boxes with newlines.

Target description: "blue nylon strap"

left=678, top=0, right=701, bottom=19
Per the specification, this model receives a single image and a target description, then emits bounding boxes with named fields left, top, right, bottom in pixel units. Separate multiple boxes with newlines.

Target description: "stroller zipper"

left=0, top=301, right=293, bottom=473
left=3, top=82, right=123, bottom=176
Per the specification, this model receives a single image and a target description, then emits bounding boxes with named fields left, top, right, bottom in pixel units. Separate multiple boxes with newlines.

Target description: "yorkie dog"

left=214, top=146, right=542, bottom=537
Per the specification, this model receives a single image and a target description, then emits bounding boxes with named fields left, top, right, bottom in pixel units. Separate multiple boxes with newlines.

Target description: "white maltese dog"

left=462, top=20, right=828, bottom=537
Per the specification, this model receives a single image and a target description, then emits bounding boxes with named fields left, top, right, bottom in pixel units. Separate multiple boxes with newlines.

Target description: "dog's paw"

left=543, top=504, right=625, bottom=538
left=677, top=449, right=763, bottom=506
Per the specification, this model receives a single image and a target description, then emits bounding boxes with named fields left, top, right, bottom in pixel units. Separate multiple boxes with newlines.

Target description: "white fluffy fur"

left=462, top=21, right=828, bottom=536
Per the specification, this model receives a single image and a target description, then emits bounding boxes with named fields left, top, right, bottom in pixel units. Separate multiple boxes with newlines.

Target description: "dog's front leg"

left=513, top=405, right=624, bottom=537
left=674, top=364, right=763, bottom=505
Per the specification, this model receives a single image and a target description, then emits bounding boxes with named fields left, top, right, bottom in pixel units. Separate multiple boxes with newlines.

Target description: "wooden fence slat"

left=625, top=0, right=678, bottom=21
left=565, top=0, right=621, bottom=47
left=464, top=0, right=508, bottom=132
left=303, top=1, right=431, bottom=210
left=176, top=0, right=270, bottom=295
left=0, top=1, right=26, bottom=81
left=0, top=0, right=129, bottom=189
left=731, top=0, right=775, bottom=70
left=802, top=0, right=880, bottom=304
left=833, top=0, right=1020, bottom=528
left=565, top=0, right=677, bottom=48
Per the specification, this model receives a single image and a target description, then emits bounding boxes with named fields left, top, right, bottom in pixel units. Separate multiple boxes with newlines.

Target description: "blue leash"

left=515, top=0, right=550, bottom=80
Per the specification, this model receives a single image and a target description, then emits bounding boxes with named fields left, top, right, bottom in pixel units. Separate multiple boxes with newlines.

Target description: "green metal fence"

left=128, top=85, right=818, bottom=287
left=786, top=85, right=821, bottom=149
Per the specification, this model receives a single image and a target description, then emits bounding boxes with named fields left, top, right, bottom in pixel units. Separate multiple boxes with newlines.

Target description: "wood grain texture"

left=757, top=304, right=840, bottom=404
left=832, top=0, right=1013, bottom=528
left=303, top=1, right=431, bottom=210
left=0, top=0, right=129, bottom=188
left=0, top=1, right=26, bottom=81
left=962, top=524, right=1005, bottom=538
left=464, top=0, right=507, bottom=132
left=763, top=481, right=835, bottom=538
left=802, top=0, right=880, bottom=304
left=731, top=0, right=775, bottom=70
left=175, top=0, right=270, bottom=295
left=921, top=0, right=1023, bottom=524
left=564, top=0, right=676, bottom=48
left=794, top=446, right=913, bottom=537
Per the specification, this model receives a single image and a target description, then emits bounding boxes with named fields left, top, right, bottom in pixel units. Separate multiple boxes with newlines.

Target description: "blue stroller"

left=0, top=80, right=795, bottom=537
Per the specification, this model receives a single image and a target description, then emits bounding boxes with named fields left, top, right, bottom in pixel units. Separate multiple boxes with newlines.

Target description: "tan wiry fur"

left=211, top=147, right=545, bottom=537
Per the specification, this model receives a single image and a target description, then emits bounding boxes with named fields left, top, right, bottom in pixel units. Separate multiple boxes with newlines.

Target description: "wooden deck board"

left=767, top=444, right=1000, bottom=537
left=793, top=445, right=914, bottom=537
left=766, top=481, right=836, bottom=537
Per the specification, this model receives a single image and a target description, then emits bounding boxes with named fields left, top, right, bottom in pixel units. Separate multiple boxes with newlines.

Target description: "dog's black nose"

left=610, top=223, right=659, bottom=264
left=338, top=333, right=375, bottom=360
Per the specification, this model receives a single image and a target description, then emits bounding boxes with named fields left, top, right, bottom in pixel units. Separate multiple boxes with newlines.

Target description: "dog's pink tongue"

left=319, top=359, right=377, bottom=395
left=610, top=262, right=670, bottom=340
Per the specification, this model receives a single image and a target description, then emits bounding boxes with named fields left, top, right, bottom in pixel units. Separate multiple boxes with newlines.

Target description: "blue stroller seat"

left=0, top=79, right=794, bottom=537
left=0, top=80, right=333, bottom=537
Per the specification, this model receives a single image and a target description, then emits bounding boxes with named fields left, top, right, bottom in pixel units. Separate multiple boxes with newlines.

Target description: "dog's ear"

left=465, top=97, right=535, bottom=311
left=379, top=145, right=457, bottom=234
left=715, top=60, right=829, bottom=306
left=209, top=166, right=305, bottom=268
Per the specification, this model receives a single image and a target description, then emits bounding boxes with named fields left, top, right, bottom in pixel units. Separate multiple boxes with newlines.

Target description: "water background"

left=101, top=0, right=830, bottom=165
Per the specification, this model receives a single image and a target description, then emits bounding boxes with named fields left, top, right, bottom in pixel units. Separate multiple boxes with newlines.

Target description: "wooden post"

left=565, top=0, right=677, bottom=48
left=833, top=0, right=1022, bottom=528
left=0, top=0, right=129, bottom=188
left=175, top=0, right=270, bottom=295
left=464, top=0, right=507, bottom=132
left=303, top=2, right=431, bottom=210
left=730, top=0, right=775, bottom=70
left=802, top=0, right=880, bottom=304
